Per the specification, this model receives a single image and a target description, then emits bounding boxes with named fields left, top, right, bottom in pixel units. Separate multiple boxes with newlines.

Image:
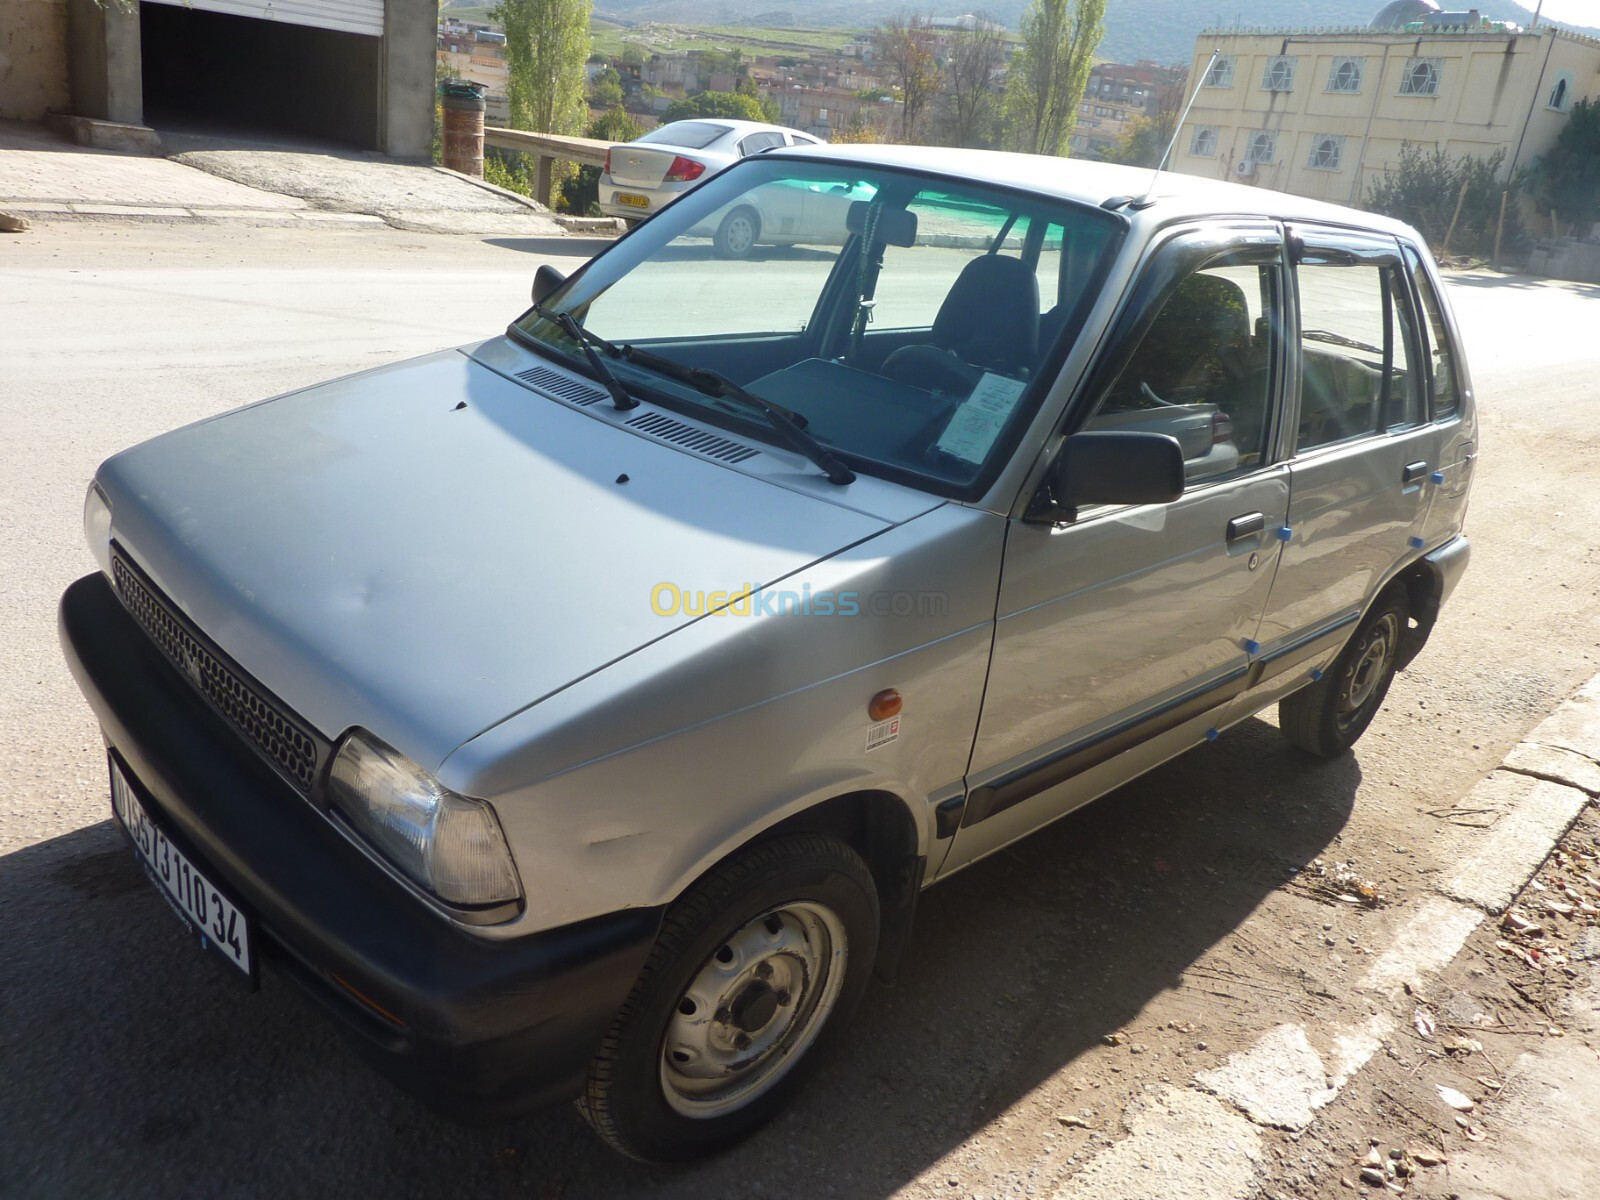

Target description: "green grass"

left=588, top=20, right=865, bottom=60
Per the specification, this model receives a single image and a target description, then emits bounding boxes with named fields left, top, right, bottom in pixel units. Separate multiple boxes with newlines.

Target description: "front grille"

left=111, top=550, right=322, bottom=792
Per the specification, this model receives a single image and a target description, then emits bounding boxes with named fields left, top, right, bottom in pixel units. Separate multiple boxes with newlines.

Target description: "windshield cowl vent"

left=515, top=364, right=607, bottom=408
left=624, top=411, right=760, bottom=464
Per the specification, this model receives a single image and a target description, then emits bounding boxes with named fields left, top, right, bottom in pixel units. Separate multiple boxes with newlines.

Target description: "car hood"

left=97, top=349, right=911, bottom=770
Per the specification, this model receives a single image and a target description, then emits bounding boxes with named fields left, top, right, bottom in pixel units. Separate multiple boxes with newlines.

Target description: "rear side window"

left=1295, top=260, right=1422, bottom=451
left=1406, top=250, right=1461, bottom=420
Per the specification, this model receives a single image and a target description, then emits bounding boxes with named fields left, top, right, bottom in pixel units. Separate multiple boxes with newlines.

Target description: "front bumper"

left=59, top=571, right=662, bottom=1121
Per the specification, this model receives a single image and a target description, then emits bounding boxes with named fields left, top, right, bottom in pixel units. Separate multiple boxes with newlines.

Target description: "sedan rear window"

left=636, top=122, right=730, bottom=150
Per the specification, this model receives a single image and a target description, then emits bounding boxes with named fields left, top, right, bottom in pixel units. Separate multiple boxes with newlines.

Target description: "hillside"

left=583, top=0, right=1600, bottom=68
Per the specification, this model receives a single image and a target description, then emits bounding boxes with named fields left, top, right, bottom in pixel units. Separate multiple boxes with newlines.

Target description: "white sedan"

left=598, top=118, right=823, bottom=252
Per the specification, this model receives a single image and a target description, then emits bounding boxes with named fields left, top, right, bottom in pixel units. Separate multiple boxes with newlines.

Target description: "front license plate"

left=111, top=759, right=254, bottom=978
left=616, top=193, right=650, bottom=209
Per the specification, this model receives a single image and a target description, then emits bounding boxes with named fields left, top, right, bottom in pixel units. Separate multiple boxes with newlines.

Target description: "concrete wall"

left=381, top=0, right=437, bottom=159
left=2, top=0, right=70, bottom=120
left=1174, top=28, right=1600, bottom=208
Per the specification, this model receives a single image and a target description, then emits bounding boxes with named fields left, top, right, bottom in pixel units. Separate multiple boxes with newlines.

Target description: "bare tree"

left=874, top=14, right=940, bottom=144
left=937, top=14, right=1006, bottom=148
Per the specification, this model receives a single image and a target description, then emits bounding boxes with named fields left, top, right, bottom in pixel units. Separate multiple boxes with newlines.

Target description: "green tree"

left=662, top=90, right=768, bottom=123
left=562, top=106, right=643, bottom=215
left=495, top=0, right=590, bottom=136
left=1367, top=143, right=1526, bottom=258
left=1534, top=97, right=1600, bottom=235
left=1003, top=0, right=1105, bottom=156
left=591, top=65, right=624, bottom=110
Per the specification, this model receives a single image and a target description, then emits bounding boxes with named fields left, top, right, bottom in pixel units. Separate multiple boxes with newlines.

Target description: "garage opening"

left=139, top=3, right=382, bottom=148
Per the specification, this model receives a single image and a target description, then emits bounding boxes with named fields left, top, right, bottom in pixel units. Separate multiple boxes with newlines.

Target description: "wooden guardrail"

left=483, top=128, right=613, bottom=207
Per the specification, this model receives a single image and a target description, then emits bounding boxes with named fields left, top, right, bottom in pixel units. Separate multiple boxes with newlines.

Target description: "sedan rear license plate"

left=616, top=193, right=650, bottom=209
left=111, top=759, right=254, bottom=978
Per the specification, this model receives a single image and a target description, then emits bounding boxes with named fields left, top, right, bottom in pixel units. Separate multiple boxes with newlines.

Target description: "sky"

left=1520, top=0, right=1600, bottom=27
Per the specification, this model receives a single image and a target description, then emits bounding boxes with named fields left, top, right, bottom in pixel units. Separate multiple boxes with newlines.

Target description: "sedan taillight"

left=664, top=156, right=706, bottom=183
left=1212, top=411, right=1235, bottom=446
left=603, top=148, right=612, bottom=174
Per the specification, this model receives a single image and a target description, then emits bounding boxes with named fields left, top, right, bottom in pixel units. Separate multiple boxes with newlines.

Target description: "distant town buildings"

left=1173, top=5, right=1600, bottom=209
left=438, top=22, right=510, bottom=124
left=1070, top=61, right=1188, bottom=158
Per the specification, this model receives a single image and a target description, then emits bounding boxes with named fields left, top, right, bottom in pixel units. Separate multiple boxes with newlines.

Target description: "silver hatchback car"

left=61, top=145, right=1474, bottom=1162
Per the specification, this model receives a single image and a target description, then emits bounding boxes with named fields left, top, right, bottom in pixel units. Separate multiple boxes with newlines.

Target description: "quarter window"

left=1306, top=135, right=1344, bottom=170
left=1327, top=56, right=1364, bottom=93
left=1262, top=56, right=1297, bottom=92
left=1398, top=58, right=1441, bottom=96
left=1295, top=259, right=1422, bottom=451
left=1190, top=125, right=1219, bottom=157
left=1203, top=56, right=1236, bottom=88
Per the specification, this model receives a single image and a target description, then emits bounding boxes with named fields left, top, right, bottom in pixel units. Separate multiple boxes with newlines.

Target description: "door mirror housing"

left=1027, top=431, right=1186, bottom=523
left=531, top=264, right=566, bottom=306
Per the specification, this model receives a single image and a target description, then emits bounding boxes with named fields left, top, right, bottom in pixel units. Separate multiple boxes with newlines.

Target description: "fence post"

left=1492, top=189, right=1509, bottom=268
left=1441, top=179, right=1469, bottom=257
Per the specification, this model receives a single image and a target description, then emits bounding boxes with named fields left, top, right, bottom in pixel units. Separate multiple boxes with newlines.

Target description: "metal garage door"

left=142, top=0, right=384, bottom=37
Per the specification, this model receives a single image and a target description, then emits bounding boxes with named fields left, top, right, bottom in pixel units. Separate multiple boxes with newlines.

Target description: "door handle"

left=1226, top=512, right=1265, bottom=541
left=1402, top=461, right=1429, bottom=485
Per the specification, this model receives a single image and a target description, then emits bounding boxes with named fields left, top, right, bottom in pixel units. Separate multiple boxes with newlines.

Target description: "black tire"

left=713, top=207, right=761, bottom=259
left=579, top=833, right=879, bottom=1162
left=1280, top=588, right=1410, bottom=757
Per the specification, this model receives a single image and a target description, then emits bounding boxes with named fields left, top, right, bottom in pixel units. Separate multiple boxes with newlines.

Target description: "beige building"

left=1174, top=22, right=1600, bottom=208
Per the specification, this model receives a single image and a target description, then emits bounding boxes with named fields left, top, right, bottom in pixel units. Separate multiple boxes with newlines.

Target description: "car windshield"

left=514, top=157, right=1124, bottom=496
left=635, top=121, right=730, bottom=150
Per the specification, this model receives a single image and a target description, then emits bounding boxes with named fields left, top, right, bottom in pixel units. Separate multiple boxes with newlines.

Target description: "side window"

left=1085, top=259, right=1278, bottom=485
left=1294, top=260, right=1422, bottom=451
left=1406, top=252, right=1461, bottom=420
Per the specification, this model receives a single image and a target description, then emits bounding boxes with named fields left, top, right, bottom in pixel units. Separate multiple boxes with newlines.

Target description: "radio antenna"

left=1133, top=49, right=1221, bottom=209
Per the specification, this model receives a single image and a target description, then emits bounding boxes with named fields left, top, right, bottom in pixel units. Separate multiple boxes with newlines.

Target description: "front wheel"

left=1279, top=589, right=1409, bottom=756
left=579, top=833, right=879, bottom=1162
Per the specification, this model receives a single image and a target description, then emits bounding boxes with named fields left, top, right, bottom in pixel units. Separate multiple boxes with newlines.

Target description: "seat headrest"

left=931, top=255, right=1040, bottom=371
left=846, top=201, right=918, bottom=247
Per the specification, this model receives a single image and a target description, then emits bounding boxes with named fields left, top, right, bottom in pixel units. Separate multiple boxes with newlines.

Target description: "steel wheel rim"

left=659, top=900, right=848, bottom=1118
left=723, top=215, right=756, bottom=254
left=1336, top=611, right=1399, bottom=730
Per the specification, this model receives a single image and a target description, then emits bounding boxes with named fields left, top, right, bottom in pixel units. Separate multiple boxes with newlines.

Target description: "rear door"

left=1249, top=227, right=1440, bottom=667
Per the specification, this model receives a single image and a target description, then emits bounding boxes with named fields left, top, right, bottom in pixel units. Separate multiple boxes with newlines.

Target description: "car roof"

left=769, top=143, right=1417, bottom=240
left=651, top=119, right=803, bottom=137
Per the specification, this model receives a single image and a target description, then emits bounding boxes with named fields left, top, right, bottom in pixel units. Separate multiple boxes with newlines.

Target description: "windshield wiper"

left=621, top=345, right=855, bottom=485
left=531, top=304, right=638, bottom=411
left=1303, top=328, right=1383, bottom=356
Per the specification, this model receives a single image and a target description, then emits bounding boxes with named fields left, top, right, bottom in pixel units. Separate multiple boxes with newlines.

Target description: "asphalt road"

left=3, top=222, right=1599, bottom=1200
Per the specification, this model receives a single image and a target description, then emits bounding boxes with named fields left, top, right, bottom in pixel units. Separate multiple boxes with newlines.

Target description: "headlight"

left=84, top=482, right=113, bottom=577
left=327, top=731, right=522, bottom=908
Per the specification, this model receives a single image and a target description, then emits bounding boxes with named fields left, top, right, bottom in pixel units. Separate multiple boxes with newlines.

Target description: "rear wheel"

left=1280, top=589, right=1409, bottom=756
left=714, top=207, right=761, bottom=259
left=579, top=833, right=878, bottom=1162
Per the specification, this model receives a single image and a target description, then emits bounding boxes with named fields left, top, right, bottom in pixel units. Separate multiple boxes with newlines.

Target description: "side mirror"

left=1027, top=431, right=1186, bottom=523
left=531, top=264, right=566, bottom=306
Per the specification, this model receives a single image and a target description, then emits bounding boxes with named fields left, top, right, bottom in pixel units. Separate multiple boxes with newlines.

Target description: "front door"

left=943, top=228, right=1291, bottom=873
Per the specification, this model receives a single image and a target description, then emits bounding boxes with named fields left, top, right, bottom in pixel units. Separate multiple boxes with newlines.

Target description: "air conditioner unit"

left=1234, top=159, right=1257, bottom=178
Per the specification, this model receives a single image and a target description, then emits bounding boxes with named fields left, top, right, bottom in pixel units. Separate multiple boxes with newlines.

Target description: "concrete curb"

left=1054, top=670, right=1600, bottom=1200
left=0, top=202, right=385, bottom=227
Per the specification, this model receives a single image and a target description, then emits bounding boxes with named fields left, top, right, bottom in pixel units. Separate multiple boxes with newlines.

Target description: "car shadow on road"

left=0, top=717, right=1358, bottom=1200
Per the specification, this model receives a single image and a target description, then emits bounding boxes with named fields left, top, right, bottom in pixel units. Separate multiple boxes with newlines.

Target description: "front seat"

left=882, top=255, right=1040, bottom=394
